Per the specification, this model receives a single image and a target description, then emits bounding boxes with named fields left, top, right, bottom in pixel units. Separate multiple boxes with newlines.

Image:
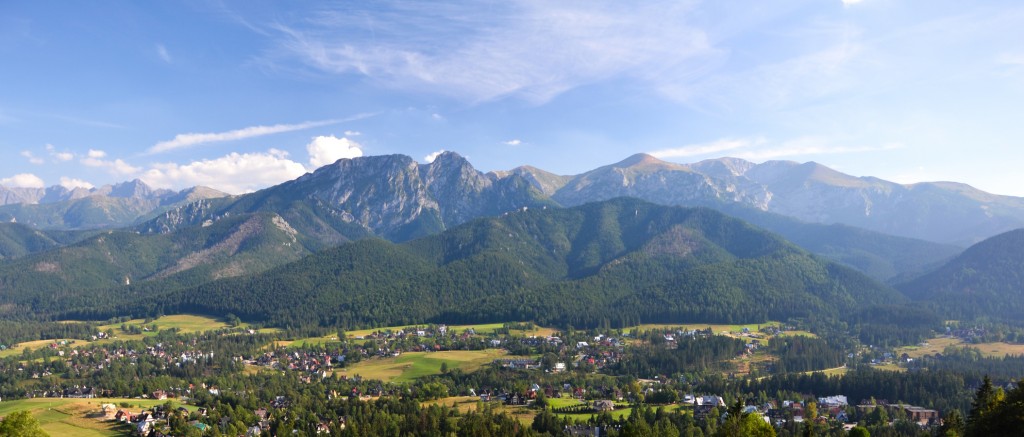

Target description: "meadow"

left=897, top=336, right=1024, bottom=359
left=0, top=397, right=187, bottom=437
left=336, top=349, right=513, bottom=382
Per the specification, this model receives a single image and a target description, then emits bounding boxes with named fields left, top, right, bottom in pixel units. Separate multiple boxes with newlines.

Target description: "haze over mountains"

left=1, top=151, right=1022, bottom=326
left=5, top=152, right=1019, bottom=246
left=0, top=179, right=226, bottom=231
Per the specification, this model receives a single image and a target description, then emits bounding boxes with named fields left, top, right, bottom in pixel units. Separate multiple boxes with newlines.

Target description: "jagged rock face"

left=296, top=154, right=440, bottom=237
left=248, top=152, right=550, bottom=241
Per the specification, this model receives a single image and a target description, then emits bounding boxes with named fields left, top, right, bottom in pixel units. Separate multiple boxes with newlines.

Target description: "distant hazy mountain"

left=531, top=154, right=1024, bottom=246
left=898, top=228, right=1024, bottom=321
left=0, top=180, right=227, bottom=230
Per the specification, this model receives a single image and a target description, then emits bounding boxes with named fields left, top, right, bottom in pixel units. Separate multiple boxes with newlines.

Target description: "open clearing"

left=345, top=322, right=556, bottom=340
left=337, top=349, right=512, bottom=382
left=898, top=336, right=1024, bottom=359
left=0, top=397, right=188, bottom=437
left=628, top=322, right=815, bottom=338
left=0, top=338, right=84, bottom=358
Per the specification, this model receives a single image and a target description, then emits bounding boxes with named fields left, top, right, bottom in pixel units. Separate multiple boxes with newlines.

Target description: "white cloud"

left=423, top=150, right=445, bottom=163
left=731, top=138, right=904, bottom=161
left=87, top=149, right=107, bottom=158
left=306, top=135, right=364, bottom=168
left=149, top=118, right=348, bottom=154
left=271, top=2, right=713, bottom=104
left=156, top=44, right=172, bottom=63
left=81, top=155, right=142, bottom=176
left=650, top=135, right=903, bottom=162
left=46, top=144, right=74, bottom=161
left=431, top=113, right=444, bottom=121
left=0, top=173, right=45, bottom=188
left=503, top=139, right=522, bottom=146
left=841, top=0, right=864, bottom=5
left=59, top=177, right=94, bottom=190
left=649, top=137, right=766, bottom=159
left=140, top=149, right=308, bottom=194
left=670, top=39, right=864, bottom=111
left=344, top=130, right=361, bottom=136
left=21, top=150, right=44, bottom=165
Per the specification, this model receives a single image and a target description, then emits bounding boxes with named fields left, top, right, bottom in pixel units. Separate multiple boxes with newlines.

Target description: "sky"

left=2, top=0, right=1024, bottom=196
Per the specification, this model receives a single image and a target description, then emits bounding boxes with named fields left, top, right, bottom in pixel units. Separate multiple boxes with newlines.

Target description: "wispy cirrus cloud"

left=650, top=137, right=766, bottom=159
left=156, top=43, right=172, bottom=63
left=268, top=1, right=715, bottom=104
left=653, top=136, right=903, bottom=162
left=730, top=138, right=904, bottom=161
left=149, top=119, right=345, bottom=154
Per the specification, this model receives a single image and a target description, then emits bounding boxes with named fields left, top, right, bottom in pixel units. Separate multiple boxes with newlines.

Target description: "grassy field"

left=337, top=349, right=511, bottom=382
left=96, top=314, right=237, bottom=340
left=0, top=339, right=84, bottom=358
left=422, top=396, right=666, bottom=426
left=898, top=336, right=1024, bottom=359
left=628, top=322, right=818, bottom=339
left=800, top=365, right=849, bottom=377
left=345, top=322, right=556, bottom=340
left=423, top=396, right=538, bottom=425
left=0, top=397, right=187, bottom=437
left=971, top=342, right=1024, bottom=357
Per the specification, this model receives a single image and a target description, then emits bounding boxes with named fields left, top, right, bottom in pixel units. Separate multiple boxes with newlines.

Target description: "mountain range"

left=5, top=152, right=1022, bottom=248
left=0, top=179, right=227, bottom=231
left=0, top=151, right=1021, bottom=327
left=2, top=198, right=902, bottom=328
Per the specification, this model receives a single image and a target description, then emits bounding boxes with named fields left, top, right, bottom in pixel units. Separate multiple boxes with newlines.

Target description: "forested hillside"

left=92, top=198, right=906, bottom=329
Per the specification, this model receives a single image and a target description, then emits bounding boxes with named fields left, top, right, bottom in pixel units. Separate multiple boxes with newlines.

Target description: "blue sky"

left=2, top=0, right=1023, bottom=195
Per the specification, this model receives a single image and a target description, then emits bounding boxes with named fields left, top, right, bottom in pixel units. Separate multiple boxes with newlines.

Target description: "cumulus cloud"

left=81, top=155, right=141, bottom=176
left=423, top=150, right=445, bottom=163
left=21, top=150, right=45, bottom=165
left=649, top=138, right=765, bottom=159
left=140, top=149, right=308, bottom=194
left=0, top=173, right=45, bottom=188
left=46, top=144, right=74, bottom=161
left=503, top=139, right=522, bottom=146
left=59, top=177, right=94, bottom=190
left=306, top=135, right=364, bottom=169
left=149, top=118, right=347, bottom=154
